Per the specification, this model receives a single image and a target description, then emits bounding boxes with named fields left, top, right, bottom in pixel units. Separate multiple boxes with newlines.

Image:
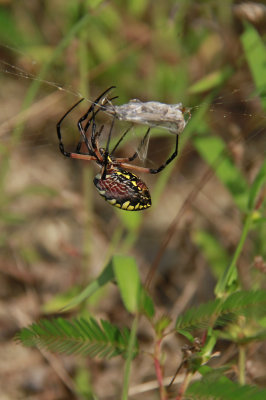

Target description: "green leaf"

left=177, top=329, right=195, bottom=343
left=175, top=290, right=266, bottom=333
left=193, top=134, right=248, bottom=211
left=219, top=329, right=266, bottom=345
left=221, top=290, right=266, bottom=318
left=251, top=217, right=266, bottom=226
left=139, top=287, right=155, bottom=318
left=248, top=161, right=266, bottom=211
left=112, top=255, right=141, bottom=313
left=16, top=317, right=138, bottom=359
left=200, top=330, right=218, bottom=361
left=241, top=23, right=266, bottom=109
left=197, top=365, right=229, bottom=380
left=75, top=365, right=92, bottom=398
left=188, top=67, right=233, bottom=94
left=175, top=298, right=223, bottom=332
left=187, top=379, right=266, bottom=399
left=61, top=260, right=114, bottom=311
left=42, top=287, right=81, bottom=313
left=155, top=315, right=172, bottom=336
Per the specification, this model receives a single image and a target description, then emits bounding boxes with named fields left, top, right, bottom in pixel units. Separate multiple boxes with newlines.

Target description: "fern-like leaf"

left=187, top=380, right=266, bottom=400
left=175, top=290, right=266, bottom=332
left=15, top=317, right=138, bottom=359
left=221, top=290, right=266, bottom=317
left=175, top=298, right=223, bottom=331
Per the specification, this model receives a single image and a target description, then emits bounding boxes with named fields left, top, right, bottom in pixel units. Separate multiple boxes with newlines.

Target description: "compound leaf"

left=16, top=316, right=138, bottom=359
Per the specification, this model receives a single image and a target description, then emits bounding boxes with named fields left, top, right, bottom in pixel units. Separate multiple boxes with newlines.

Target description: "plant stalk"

left=122, top=316, right=138, bottom=400
left=175, top=371, right=192, bottom=400
left=238, top=345, right=246, bottom=385
left=215, top=212, right=253, bottom=296
left=154, top=338, right=167, bottom=400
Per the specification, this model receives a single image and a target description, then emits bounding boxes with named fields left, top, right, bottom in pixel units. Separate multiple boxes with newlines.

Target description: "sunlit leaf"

left=241, top=23, right=266, bottom=109
left=113, top=255, right=141, bottom=313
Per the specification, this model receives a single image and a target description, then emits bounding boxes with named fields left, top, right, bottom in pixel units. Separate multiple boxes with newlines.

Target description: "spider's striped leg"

left=149, top=134, right=179, bottom=174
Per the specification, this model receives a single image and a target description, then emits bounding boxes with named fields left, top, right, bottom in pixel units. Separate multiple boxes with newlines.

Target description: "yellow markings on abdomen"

left=107, top=199, right=116, bottom=205
left=122, top=200, right=130, bottom=209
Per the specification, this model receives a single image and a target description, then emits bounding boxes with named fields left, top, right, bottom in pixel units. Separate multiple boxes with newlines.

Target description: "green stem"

left=104, top=226, right=124, bottom=262
left=238, top=345, right=246, bottom=385
left=215, top=212, right=253, bottom=296
left=120, top=230, right=139, bottom=253
left=122, top=316, right=138, bottom=400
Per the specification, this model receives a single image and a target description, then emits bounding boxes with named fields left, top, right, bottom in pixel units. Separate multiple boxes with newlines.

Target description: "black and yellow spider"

left=56, top=87, right=179, bottom=211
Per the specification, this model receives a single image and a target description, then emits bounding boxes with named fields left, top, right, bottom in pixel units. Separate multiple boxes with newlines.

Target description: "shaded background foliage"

left=0, top=0, right=265, bottom=399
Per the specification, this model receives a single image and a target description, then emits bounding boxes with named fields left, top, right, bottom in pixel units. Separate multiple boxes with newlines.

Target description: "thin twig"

left=154, top=338, right=167, bottom=400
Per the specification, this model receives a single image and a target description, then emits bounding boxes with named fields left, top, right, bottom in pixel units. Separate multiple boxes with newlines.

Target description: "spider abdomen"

left=94, top=168, right=151, bottom=211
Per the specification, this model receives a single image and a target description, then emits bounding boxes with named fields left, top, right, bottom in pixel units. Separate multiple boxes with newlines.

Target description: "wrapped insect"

left=102, top=95, right=191, bottom=135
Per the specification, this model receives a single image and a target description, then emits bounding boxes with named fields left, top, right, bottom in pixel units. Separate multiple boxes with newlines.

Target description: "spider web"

left=0, top=43, right=265, bottom=167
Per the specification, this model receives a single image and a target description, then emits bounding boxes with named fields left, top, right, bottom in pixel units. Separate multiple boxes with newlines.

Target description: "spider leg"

left=57, top=104, right=98, bottom=160
left=77, top=86, right=115, bottom=133
left=77, top=87, right=116, bottom=156
left=90, top=111, right=100, bottom=151
left=75, top=139, right=83, bottom=153
left=68, top=153, right=97, bottom=162
left=83, top=95, right=118, bottom=133
left=57, top=87, right=119, bottom=168
left=56, top=98, right=85, bottom=157
left=110, top=126, right=132, bottom=154
left=92, top=124, right=105, bottom=162
left=116, top=163, right=153, bottom=174
left=149, top=134, right=179, bottom=174
left=118, top=134, right=179, bottom=174
left=114, top=127, right=151, bottom=163
left=81, top=86, right=115, bottom=122
left=101, top=116, right=116, bottom=180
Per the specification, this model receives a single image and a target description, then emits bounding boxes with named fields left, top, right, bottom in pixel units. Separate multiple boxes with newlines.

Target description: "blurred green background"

left=0, top=0, right=265, bottom=399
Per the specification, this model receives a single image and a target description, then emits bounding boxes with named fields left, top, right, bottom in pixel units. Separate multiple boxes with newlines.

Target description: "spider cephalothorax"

left=56, top=87, right=180, bottom=211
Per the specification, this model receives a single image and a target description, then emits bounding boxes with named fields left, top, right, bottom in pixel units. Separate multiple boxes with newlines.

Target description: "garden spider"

left=56, top=87, right=180, bottom=211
